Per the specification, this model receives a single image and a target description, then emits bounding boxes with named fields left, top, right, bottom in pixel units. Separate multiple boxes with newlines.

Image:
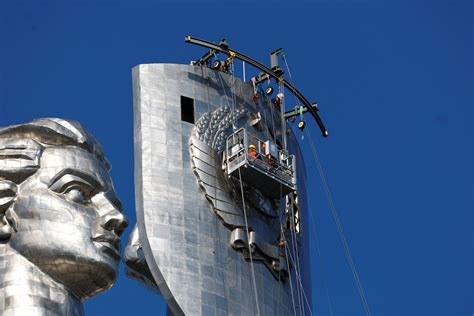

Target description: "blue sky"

left=0, top=1, right=472, bottom=315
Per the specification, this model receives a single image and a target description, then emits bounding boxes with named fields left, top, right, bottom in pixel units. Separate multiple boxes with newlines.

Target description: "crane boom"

left=184, top=35, right=329, bottom=137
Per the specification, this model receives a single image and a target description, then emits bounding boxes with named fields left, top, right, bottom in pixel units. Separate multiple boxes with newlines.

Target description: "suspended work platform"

left=224, top=128, right=296, bottom=199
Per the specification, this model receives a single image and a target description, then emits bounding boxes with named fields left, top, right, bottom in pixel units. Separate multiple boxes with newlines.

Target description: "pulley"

left=212, top=59, right=231, bottom=72
left=185, top=35, right=329, bottom=137
left=212, top=60, right=222, bottom=70
left=265, top=86, right=274, bottom=96
left=298, top=121, right=306, bottom=131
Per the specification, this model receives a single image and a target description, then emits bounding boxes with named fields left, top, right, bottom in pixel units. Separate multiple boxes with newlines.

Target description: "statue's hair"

left=0, top=118, right=109, bottom=239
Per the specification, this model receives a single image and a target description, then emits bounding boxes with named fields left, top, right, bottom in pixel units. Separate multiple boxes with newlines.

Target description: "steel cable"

left=237, top=168, right=261, bottom=316
left=280, top=55, right=308, bottom=316
left=305, top=130, right=371, bottom=316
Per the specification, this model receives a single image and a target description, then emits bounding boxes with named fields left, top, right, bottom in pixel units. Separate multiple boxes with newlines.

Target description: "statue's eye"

left=49, top=173, right=99, bottom=204
left=64, top=187, right=90, bottom=204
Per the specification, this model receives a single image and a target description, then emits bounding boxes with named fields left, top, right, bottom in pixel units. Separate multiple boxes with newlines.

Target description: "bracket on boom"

left=284, top=103, right=320, bottom=119
left=192, top=39, right=228, bottom=66
left=185, top=35, right=329, bottom=137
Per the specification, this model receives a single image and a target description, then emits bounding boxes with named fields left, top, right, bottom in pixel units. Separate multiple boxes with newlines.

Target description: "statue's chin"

left=32, top=255, right=118, bottom=300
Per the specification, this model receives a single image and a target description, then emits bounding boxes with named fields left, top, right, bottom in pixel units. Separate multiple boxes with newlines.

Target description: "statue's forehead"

left=40, top=146, right=112, bottom=189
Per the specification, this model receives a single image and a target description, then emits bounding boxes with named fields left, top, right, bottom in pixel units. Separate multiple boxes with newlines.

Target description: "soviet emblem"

left=190, top=102, right=299, bottom=279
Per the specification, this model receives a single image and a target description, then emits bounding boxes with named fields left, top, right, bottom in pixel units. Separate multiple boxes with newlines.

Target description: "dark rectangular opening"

left=180, top=95, right=194, bottom=124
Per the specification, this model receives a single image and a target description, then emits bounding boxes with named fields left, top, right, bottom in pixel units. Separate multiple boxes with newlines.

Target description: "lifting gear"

left=191, top=38, right=229, bottom=66
left=224, top=128, right=296, bottom=199
left=297, top=106, right=306, bottom=131
left=270, top=48, right=285, bottom=76
left=212, top=58, right=232, bottom=73
left=265, top=86, right=274, bottom=96
left=212, top=60, right=222, bottom=70
left=298, top=121, right=306, bottom=131
left=284, top=103, right=319, bottom=119
left=185, top=36, right=329, bottom=137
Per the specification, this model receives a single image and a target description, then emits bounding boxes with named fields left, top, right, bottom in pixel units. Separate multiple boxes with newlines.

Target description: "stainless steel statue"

left=126, top=64, right=312, bottom=315
left=0, top=118, right=128, bottom=315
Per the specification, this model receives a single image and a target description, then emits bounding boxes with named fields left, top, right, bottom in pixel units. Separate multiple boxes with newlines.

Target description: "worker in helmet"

left=248, top=144, right=257, bottom=160
left=272, top=92, right=284, bottom=111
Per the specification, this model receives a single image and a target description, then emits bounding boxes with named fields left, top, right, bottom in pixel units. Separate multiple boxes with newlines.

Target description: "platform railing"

left=225, top=128, right=296, bottom=189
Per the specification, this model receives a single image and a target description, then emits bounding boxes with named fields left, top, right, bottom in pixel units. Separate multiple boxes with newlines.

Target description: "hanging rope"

left=282, top=52, right=370, bottom=316
left=230, top=55, right=261, bottom=315
left=275, top=153, right=299, bottom=316
left=214, top=58, right=261, bottom=315
left=229, top=58, right=238, bottom=130
left=278, top=80, right=288, bottom=150
left=216, top=72, right=234, bottom=111
left=255, top=63, right=301, bottom=316
left=287, top=194, right=305, bottom=316
left=283, top=235, right=313, bottom=316
left=277, top=57, right=306, bottom=315
left=305, top=129, right=371, bottom=316
left=268, top=84, right=299, bottom=316
left=259, top=86, right=273, bottom=142
left=238, top=168, right=261, bottom=316
left=299, top=151, right=335, bottom=316
left=281, top=224, right=299, bottom=316
left=282, top=52, right=326, bottom=315
left=214, top=53, right=237, bottom=122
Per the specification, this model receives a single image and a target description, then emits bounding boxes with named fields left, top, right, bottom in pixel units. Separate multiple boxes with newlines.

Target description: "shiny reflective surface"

left=124, top=224, right=158, bottom=291
left=190, top=108, right=290, bottom=279
left=129, top=64, right=311, bottom=315
left=0, top=118, right=128, bottom=315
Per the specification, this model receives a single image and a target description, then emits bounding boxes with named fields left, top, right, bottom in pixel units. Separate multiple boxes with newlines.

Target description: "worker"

left=253, top=92, right=260, bottom=103
left=260, top=142, right=273, bottom=165
left=223, top=58, right=232, bottom=72
left=251, top=77, right=260, bottom=103
left=248, top=144, right=257, bottom=159
left=272, top=92, right=284, bottom=111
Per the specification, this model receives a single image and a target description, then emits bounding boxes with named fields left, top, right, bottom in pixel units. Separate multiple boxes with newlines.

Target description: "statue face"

left=7, top=146, right=128, bottom=299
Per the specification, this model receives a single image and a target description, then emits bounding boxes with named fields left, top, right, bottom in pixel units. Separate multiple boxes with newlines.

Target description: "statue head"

left=0, top=118, right=128, bottom=300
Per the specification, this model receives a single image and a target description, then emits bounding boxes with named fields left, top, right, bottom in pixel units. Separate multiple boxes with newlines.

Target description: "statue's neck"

left=0, top=244, right=83, bottom=316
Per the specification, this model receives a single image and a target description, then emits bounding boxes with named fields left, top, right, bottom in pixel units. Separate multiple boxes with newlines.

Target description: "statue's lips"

left=92, top=232, right=121, bottom=260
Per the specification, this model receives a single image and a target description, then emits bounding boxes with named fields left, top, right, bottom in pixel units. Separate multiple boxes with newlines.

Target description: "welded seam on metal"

left=184, top=36, right=328, bottom=138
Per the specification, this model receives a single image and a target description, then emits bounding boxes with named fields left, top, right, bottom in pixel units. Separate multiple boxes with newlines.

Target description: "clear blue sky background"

left=0, top=1, right=472, bottom=315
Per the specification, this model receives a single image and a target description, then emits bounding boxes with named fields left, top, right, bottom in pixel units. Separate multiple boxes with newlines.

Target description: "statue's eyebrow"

left=49, top=169, right=123, bottom=211
left=49, top=168, right=103, bottom=193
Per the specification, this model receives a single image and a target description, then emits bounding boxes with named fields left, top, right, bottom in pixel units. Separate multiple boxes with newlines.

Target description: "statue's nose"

left=101, top=210, right=128, bottom=236
left=91, top=192, right=128, bottom=236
